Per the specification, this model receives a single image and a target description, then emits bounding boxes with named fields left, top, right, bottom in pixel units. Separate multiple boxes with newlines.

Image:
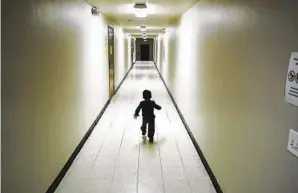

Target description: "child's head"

left=143, top=90, right=152, bottom=100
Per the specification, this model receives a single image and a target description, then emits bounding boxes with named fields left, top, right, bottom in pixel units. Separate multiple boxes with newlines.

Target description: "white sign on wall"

left=285, top=52, right=298, bottom=107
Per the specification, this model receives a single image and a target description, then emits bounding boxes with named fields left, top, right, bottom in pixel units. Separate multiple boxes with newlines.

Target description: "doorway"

left=140, top=44, right=150, bottom=61
left=108, top=26, right=115, bottom=98
left=131, top=38, right=135, bottom=65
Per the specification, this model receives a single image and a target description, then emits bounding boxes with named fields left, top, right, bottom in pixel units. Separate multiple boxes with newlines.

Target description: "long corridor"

left=55, top=62, right=216, bottom=193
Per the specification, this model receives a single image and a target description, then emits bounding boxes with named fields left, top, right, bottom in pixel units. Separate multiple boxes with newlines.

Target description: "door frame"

left=108, top=26, right=115, bottom=98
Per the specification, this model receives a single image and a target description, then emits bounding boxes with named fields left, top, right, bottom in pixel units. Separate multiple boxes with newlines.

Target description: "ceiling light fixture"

left=140, top=25, right=147, bottom=31
left=135, top=9, right=147, bottom=18
left=134, top=4, right=148, bottom=18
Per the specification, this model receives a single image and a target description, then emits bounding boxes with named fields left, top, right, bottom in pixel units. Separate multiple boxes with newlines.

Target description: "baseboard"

left=46, top=62, right=135, bottom=193
left=153, top=62, right=223, bottom=193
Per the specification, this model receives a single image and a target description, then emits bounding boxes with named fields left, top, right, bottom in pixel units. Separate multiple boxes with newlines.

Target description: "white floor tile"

left=189, top=179, right=216, bottom=193
left=93, top=165, right=116, bottom=179
left=113, top=167, right=138, bottom=181
left=139, top=156, right=161, bottom=169
left=181, top=157, right=203, bottom=167
left=138, top=179, right=164, bottom=193
left=55, top=178, right=112, bottom=193
left=160, top=156, right=183, bottom=169
left=159, top=148, right=180, bottom=157
left=65, top=166, right=94, bottom=179
left=162, top=167, right=186, bottom=180
left=117, top=155, right=139, bottom=169
left=72, top=154, right=97, bottom=167
left=138, top=167, right=162, bottom=182
left=164, top=179, right=192, bottom=193
left=185, top=166, right=209, bottom=179
left=94, top=155, right=118, bottom=168
left=71, top=146, right=101, bottom=167
left=84, top=137, right=105, bottom=147
left=98, top=146, right=121, bottom=156
left=109, top=178, right=137, bottom=193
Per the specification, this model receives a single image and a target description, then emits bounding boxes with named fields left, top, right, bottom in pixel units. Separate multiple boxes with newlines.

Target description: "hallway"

left=55, top=62, right=216, bottom=193
left=3, top=0, right=298, bottom=192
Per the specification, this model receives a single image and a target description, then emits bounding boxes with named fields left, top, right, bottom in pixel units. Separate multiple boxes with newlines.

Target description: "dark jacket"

left=134, top=100, right=161, bottom=119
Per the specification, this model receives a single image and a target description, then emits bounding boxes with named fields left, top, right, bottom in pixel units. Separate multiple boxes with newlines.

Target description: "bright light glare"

left=135, top=8, right=148, bottom=18
left=140, top=28, right=147, bottom=32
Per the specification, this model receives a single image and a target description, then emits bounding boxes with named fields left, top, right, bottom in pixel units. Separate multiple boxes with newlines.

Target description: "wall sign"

left=285, top=52, right=298, bottom=107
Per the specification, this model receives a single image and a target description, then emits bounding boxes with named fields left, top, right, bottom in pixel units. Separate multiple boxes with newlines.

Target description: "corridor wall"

left=114, top=26, right=131, bottom=87
left=2, top=0, right=127, bottom=192
left=124, top=34, right=132, bottom=77
left=156, top=34, right=164, bottom=71
left=159, top=0, right=298, bottom=193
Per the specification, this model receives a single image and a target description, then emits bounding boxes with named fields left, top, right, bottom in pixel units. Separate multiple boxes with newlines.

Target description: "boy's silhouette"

left=134, top=90, right=162, bottom=143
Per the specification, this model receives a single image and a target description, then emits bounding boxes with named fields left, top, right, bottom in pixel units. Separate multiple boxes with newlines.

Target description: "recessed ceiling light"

left=135, top=10, right=147, bottom=18
left=134, top=6, right=147, bottom=18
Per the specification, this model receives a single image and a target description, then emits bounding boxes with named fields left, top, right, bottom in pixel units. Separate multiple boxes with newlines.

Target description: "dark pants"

left=141, top=118, right=155, bottom=139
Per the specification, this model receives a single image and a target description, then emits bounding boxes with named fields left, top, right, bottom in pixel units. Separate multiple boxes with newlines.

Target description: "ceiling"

left=87, top=0, right=198, bottom=35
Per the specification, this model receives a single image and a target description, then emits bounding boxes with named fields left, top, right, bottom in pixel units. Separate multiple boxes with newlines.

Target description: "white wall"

left=158, top=0, right=298, bottom=192
left=114, top=26, right=127, bottom=87
left=156, top=34, right=164, bottom=70
left=2, top=0, right=126, bottom=192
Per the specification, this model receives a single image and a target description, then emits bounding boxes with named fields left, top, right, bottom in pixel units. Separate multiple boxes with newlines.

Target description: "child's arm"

left=153, top=101, right=162, bottom=110
left=134, top=102, right=142, bottom=118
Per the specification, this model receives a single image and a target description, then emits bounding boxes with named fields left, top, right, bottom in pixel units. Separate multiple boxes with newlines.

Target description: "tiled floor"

left=55, top=61, right=216, bottom=193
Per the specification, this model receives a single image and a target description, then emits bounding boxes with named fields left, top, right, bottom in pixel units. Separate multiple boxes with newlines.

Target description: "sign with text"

left=285, top=52, right=298, bottom=107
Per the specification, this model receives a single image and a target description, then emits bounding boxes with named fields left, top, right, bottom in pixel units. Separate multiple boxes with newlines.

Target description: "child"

left=134, top=90, right=162, bottom=143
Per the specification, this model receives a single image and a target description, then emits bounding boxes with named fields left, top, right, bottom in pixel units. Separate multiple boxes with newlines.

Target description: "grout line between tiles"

left=157, top=133, right=166, bottom=193
left=175, top=139, right=193, bottom=193
left=164, top=108, right=171, bottom=124
left=107, top=127, right=127, bottom=192
left=136, top=137, right=141, bottom=193
left=91, top=121, right=114, bottom=167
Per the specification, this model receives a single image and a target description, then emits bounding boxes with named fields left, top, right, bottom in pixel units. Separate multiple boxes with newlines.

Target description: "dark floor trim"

left=46, top=63, right=135, bottom=193
left=153, top=63, right=223, bottom=193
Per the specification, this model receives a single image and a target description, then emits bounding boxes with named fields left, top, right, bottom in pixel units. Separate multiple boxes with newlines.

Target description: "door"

left=140, top=44, right=150, bottom=61
left=108, top=26, right=115, bottom=98
left=131, top=38, right=135, bottom=65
